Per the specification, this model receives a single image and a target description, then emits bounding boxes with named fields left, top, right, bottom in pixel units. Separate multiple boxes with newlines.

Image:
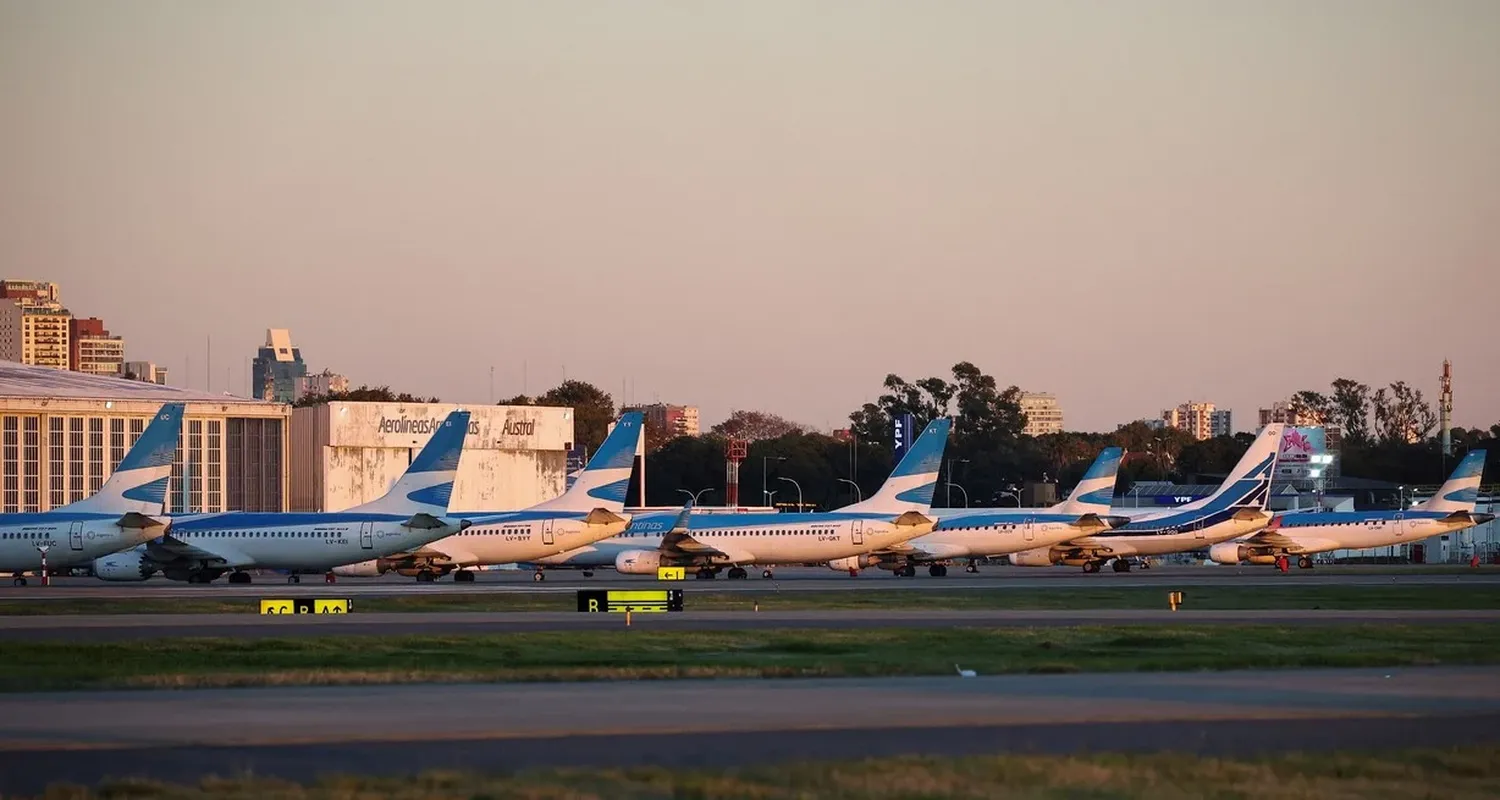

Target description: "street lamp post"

left=837, top=478, right=862, bottom=504
left=948, top=482, right=969, bottom=508
left=763, top=456, right=787, bottom=506
left=778, top=476, right=803, bottom=512
left=677, top=488, right=713, bottom=507
left=999, top=486, right=1022, bottom=507
left=765, top=490, right=778, bottom=510
left=945, top=458, right=970, bottom=507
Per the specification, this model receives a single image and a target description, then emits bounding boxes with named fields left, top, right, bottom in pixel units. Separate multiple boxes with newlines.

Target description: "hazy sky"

left=2, top=0, right=1496, bottom=432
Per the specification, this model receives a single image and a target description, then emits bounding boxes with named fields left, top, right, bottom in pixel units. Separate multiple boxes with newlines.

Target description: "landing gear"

left=1297, top=556, right=1314, bottom=570
left=228, top=571, right=252, bottom=585
left=1111, top=559, right=1131, bottom=573
left=695, top=567, right=716, bottom=580
left=582, top=571, right=595, bottom=578
left=531, top=570, right=546, bottom=582
left=895, top=564, right=917, bottom=578
left=286, top=574, right=301, bottom=584
left=964, top=560, right=979, bottom=574
left=416, top=571, right=436, bottom=583
left=762, top=569, right=774, bottom=579
left=727, top=567, right=748, bottom=580
left=453, top=570, right=475, bottom=583
left=12, top=576, right=26, bottom=586
left=928, top=565, right=948, bottom=577
left=1082, top=561, right=1101, bottom=574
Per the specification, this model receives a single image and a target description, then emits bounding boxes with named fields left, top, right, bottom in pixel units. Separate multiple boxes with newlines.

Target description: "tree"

left=1287, top=390, right=1333, bottom=424
left=528, top=380, right=616, bottom=454
left=710, top=410, right=805, bottom=442
left=1372, top=381, right=1437, bottom=444
left=294, top=385, right=440, bottom=407
left=1330, top=378, right=1372, bottom=444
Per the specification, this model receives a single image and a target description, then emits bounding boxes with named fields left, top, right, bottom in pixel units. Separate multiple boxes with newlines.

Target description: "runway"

left=4, top=565, right=1497, bottom=600
left=1, top=608, right=1496, bottom=641
left=0, top=666, right=1496, bottom=793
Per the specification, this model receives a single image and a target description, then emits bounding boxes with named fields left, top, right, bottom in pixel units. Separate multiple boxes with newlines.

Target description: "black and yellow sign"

left=656, top=567, right=686, bottom=581
left=576, top=589, right=683, bottom=613
left=259, top=598, right=352, bottom=614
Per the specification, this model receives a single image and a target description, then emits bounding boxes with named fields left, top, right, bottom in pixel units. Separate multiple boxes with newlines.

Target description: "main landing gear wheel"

left=416, top=571, right=436, bottom=583
left=695, top=567, right=716, bottom=580
left=11, top=577, right=26, bottom=586
left=1297, top=556, right=1314, bottom=570
left=228, top=572, right=252, bottom=585
left=1082, top=561, right=1101, bottom=574
left=727, top=567, right=748, bottom=580
left=531, top=571, right=545, bottom=582
left=964, top=561, right=979, bottom=574
left=761, top=569, right=774, bottom=579
left=583, top=570, right=595, bottom=578
left=928, top=565, right=948, bottom=577
left=896, top=565, right=917, bottom=578
left=454, top=570, right=475, bottom=583
left=1111, top=559, right=1131, bottom=573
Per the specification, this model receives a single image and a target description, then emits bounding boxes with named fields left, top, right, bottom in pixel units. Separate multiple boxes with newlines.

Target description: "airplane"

left=1210, top=449, right=1493, bottom=568
left=611, top=417, right=952, bottom=580
left=833, top=446, right=1131, bottom=577
left=92, top=410, right=474, bottom=584
left=331, top=411, right=644, bottom=582
left=1008, top=423, right=1286, bottom=572
left=3, top=403, right=186, bottom=586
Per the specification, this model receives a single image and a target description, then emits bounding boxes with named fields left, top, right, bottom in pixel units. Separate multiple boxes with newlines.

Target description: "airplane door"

left=1023, top=517, right=1035, bottom=542
left=1393, top=512, right=1406, bottom=538
left=68, top=522, right=84, bottom=551
left=542, top=519, right=555, bottom=546
left=359, top=522, right=374, bottom=550
left=851, top=520, right=864, bottom=547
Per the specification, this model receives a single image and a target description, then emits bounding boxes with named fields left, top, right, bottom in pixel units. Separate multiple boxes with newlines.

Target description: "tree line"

left=296, top=369, right=1500, bottom=509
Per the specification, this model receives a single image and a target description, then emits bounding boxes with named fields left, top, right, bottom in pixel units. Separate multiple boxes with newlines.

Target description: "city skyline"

left=4, top=1, right=1496, bottom=431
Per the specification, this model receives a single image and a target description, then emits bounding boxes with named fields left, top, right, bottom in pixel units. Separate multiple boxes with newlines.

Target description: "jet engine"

left=1208, top=542, right=1277, bottom=565
left=1009, top=547, right=1061, bottom=567
left=615, top=549, right=663, bottom=575
left=331, top=559, right=387, bottom=577
left=827, top=554, right=881, bottom=572
left=93, top=550, right=154, bottom=582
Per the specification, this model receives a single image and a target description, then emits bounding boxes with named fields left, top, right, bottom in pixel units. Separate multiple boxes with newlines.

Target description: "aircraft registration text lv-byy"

left=2, top=403, right=185, bottom=585
left=1009, top=424, right=1286, bottom=572
left=611, top=417, right=953, bottom=579
left=92, top=410, right=475, bottom=584
left=331, top=412, right=644, bottom=582
left=835, top=447, right=1130, bottom=577
left=1211, top=449, right=1494, bottom=568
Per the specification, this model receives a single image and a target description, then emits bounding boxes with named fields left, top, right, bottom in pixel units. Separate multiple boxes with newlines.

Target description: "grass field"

left=3, top=583, right=1498, bottom=616
left=2, top=623, right=1494, bottom=691
left=29, top=746, right=1500, bottom=799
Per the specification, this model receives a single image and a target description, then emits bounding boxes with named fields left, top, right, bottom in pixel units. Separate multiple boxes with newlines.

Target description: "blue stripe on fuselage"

left=1274, top=510, right=1450, bottom=528
left=167, top=512, right=418, bottom=531
left=0, top=512, right=124, bottom=526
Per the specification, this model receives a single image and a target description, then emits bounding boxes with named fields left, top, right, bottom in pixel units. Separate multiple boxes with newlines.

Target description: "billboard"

left=1279, top=426, right=1327, bottom=464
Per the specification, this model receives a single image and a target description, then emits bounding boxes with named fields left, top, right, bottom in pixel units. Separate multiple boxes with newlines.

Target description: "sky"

left=2, top=0, right=1496, bottom=433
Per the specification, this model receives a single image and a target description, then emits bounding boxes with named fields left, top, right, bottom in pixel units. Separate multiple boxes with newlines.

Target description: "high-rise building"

left=0, top=280, right=71, bottom=369
left=1019, top=392, right=1064, bottom=436
left=1210, top=409, right=1234, bottom=437
left=1161, top=401, right=1219, bottom=440
left=250, top=328, right=308, bottom=403
left=625, top=403, right=701, bottom=438
left=1258, top=401, right=1327, bottom=427
left=69, top=317, right=125, bottom=377
left=119, top=361, right=169, bottom=385
left=295, top=368, right=350, bottom=400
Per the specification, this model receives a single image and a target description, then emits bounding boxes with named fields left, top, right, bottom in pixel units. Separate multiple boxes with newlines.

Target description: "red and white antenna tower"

left=725, top=439, right=748, bottom=508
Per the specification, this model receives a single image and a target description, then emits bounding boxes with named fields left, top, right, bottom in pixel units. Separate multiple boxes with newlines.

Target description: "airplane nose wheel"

left=727, top=567, right=748, bottom=579
left=1111, top=559, right=1131, bottom=573
left=1297, top=556, right=1314, bottom=570
left=531, top=571, right=546, bottom=582
left=928, top=565, right=948, bottom=577
left=1082, top=561, right=1101, bottom=573
left=964, top=561, right=979, bottom=574
left=761, top=569, right=774, bottom=579
left=453, top=570, right=475, bottom=583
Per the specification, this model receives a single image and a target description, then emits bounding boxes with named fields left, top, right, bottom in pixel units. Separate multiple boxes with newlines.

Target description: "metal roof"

left=0, top=360, right=276, bottom=405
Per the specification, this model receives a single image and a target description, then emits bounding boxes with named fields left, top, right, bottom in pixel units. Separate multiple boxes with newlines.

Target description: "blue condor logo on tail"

left=587, top=478, right=631, bottom=504
left=121, top=476, right=169, bottom=505
left=406, top=482, right=454, bottom=508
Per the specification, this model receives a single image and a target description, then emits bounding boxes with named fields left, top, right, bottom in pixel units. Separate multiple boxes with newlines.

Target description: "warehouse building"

left=289, top=402, right=574, bottom=513
left=0, top=360, right=290, bottom=513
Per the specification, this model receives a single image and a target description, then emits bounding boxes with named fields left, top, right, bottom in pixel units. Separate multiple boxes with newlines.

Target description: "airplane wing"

left=378, top=543, right=481, bottom=569
left=656, top=503, right=754, bottom=564
left=144, top=534, right=252, bottom=569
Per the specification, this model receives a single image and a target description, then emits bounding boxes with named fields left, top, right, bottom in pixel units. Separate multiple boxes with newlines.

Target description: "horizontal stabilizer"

left=1072, top=513, right=1131, bottom=531
left=117, top=512, right=168, bottom=530
left=1441, top=510, right=1496, bottom=526
left=1233, top=507, right=1270, bottom=522
left=583, top=508, right=628, bottom=526
left=891, top=510, right=935, bottom=527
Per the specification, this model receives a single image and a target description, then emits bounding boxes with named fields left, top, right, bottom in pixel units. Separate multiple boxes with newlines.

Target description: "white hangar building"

left=289, top=402, right=574, bottom=513
left=0, top=361, right=290, bottom=514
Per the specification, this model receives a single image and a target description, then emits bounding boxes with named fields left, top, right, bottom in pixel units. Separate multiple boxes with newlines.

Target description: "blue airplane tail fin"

left=1419, top=450, right=1487, bottom=513
left=350, top=410, right=471, bottom=516
left=65, top=403, right=185, bottom=517
left=531, top=412, right=642, bottom=513
left=844, top=418, right=951, bottom=515
left=1054, top=447, right=1124, bottom=515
